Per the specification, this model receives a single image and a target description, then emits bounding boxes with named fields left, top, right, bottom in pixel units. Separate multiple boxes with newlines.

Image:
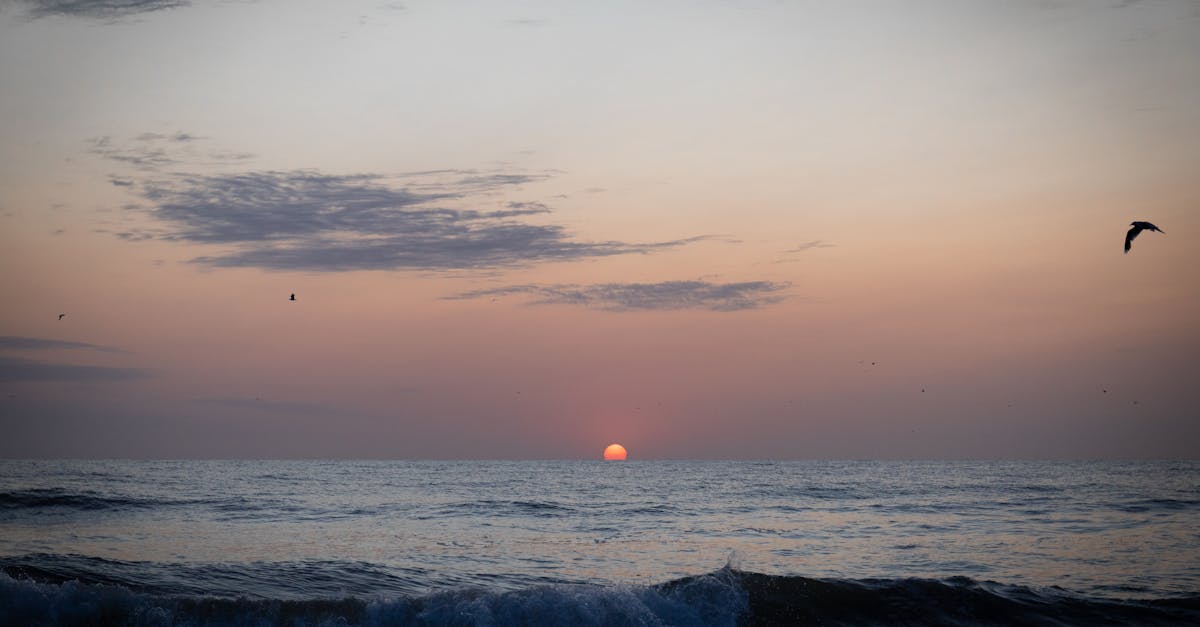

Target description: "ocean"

left=1, top=460, right=1197, bottom=625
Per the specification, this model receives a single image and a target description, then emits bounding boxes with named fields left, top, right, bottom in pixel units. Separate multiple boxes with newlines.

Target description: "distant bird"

left=289, top=293, right=296, bottom=301
left=57, top=313, right=65, bottom=320
left=1124, top=221, right=1163, bottom=253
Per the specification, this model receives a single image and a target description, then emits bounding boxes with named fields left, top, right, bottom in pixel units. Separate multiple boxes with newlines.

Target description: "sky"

left=0, top=0, right=1197, bottom=459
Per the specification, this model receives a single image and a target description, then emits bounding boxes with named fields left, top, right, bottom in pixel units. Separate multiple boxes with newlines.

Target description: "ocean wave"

left=0, top=488, right=162, bottom=513
left=729, top=572, right=1200, bottom=626
left=0, top=569, right=741, bottom=627
left=2, top=563, right=1197, bottom=626
left=418, top=499, right=578, bottom=520
left=0, top=555, right=434, bottom=599
left=1116, top=498, right=1200, bottom=513
left=0, top=488, right=315, bottom=519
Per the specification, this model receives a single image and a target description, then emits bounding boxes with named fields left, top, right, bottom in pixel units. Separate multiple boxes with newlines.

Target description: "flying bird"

left=289, top=293, right=296, bottom=301
left=1124, top=221, right=1163, bottom=253
left=58, top=313, right=65, bottom=320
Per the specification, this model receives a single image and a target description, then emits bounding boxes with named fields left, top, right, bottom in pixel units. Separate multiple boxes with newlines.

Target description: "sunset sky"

left=1, top=0, right=1197, bottom=459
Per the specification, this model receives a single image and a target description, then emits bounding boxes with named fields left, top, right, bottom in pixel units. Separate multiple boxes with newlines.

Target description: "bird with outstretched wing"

left=1124, top=221, right=1163, bottom=253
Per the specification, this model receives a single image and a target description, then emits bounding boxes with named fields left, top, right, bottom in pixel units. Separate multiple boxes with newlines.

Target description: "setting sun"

left=603, top=444, right=627, bottom=461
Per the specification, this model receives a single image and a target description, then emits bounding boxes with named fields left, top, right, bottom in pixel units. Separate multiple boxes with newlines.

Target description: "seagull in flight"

left=1125, top=221, right=1163, bottom=253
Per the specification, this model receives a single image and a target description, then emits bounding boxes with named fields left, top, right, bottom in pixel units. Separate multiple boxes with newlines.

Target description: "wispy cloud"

left=89, top=136, right=179, bottom=171
left=94, top=133, right=703, bottom=272
left=0, top=356, right=150, bottom=382
left=17, top=0, right=190, bottom=20
left=785, top=240, right=834, bottom=254
left=774, top=240, right=834, bottom=263
left=140, top=171, right=450, bottom=243
left=135, top=131, right=202, bottom=143
left=447, top=280, right=790, bottom=311
left=90, top=133, right=255, bottom=172
left=0, top=336, right=127, bottom=354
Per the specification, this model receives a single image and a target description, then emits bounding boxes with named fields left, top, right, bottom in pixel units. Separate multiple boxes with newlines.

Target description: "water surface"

left=1, top=460, right=1197, bottom=624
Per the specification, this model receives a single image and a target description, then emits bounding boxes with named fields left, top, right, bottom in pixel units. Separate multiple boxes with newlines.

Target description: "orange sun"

left=603, top=443, right=627, bottom=461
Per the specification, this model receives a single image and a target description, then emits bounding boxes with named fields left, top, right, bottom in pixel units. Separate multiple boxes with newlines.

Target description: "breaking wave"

left=2, top=561, right=1197, bottom=626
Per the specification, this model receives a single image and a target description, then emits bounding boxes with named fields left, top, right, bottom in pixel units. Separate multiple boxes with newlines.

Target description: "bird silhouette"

left=289, top=293, right=296, bottom=301
left=57, top=313, right=65, bottom=320
left=1124, top=221, right=1163, bottom=253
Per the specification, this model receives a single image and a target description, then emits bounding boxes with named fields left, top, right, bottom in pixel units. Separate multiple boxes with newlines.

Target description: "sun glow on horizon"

left=603, top=443, right=627, bottom=461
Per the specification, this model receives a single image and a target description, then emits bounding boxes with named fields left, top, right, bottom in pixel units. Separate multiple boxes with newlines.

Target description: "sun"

left=603, top=443, right=627, bottom=461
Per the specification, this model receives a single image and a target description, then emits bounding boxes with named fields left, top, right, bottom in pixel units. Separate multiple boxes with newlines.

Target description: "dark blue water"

left=1, top=460, right=1197, bottom=625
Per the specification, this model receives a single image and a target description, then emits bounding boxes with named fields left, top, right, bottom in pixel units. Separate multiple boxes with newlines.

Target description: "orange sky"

left=1, top=0, right=1198, bottom=458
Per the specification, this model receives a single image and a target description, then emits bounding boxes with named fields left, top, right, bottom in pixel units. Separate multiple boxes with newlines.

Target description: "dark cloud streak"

left=0, top=336, right=127, bottom=353
left=94, top=134, right=706, bottom=272
left=785, top=240, right=834, bottom=253
left=18, top=0, right=190, bottom=19
left=448, top=280, right=790, bottom=311
left=0, top=356, right=150, bottom=382
left=121, top=167, right=700, bottom=272
left=141, top=171, right=450, bottom=243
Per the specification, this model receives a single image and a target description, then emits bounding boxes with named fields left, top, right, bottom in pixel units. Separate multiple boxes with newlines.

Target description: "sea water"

left=1, top=460, right=1197, bottom=625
